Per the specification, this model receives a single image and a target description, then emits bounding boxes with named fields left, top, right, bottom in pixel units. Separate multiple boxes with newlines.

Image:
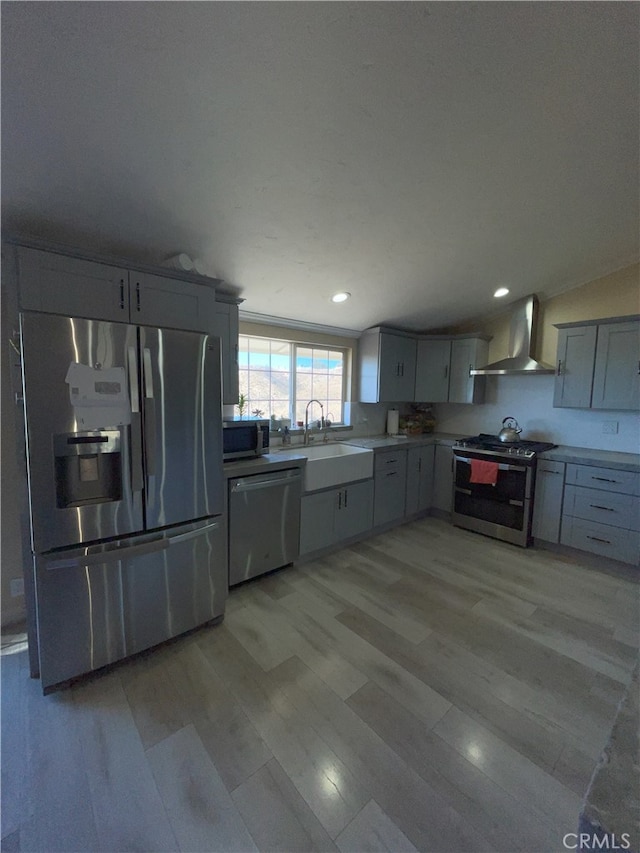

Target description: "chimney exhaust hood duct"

left=470, top=295, right=555, bottom=376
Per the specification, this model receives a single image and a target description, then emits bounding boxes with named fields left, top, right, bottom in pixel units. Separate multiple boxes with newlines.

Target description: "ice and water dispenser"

left=53, top=430, right=123, bottom=508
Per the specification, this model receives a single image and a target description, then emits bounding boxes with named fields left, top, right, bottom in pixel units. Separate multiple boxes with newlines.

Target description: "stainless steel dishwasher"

left=229, top=467, right=302, bottom=586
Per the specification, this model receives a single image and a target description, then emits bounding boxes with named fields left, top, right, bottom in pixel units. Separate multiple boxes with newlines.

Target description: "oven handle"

left=454, top=454, right=527, bottom=473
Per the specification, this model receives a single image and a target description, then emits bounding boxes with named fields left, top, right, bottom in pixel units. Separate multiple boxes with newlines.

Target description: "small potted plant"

left=237, top=393, right=247, bottom=420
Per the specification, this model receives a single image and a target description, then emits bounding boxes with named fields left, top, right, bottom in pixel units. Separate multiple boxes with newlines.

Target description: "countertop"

left=223, top=436, right=640, bottom=475
left=223, top=453, right=307, bottom=479
left=342, top=432, right=462, bottom=450
left=539, top=445, right=640, bottom=472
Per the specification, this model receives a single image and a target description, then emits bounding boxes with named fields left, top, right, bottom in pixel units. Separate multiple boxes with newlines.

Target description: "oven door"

left=451, top=452, right=534, bottom=547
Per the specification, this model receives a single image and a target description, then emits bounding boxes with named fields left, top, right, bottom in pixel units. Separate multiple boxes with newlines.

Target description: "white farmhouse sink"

left=302, top=443, right=374, bottom=492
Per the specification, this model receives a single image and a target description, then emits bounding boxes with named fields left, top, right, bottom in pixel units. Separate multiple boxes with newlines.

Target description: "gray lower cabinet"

left=373, top=449, right=407, bottom=527
left=532, top=461, right=565, bottom=543
left=405, top=445, right=435, bottom=515
left=432, top=444, right=453, bottom=513
left=560, top=463, right=640, bottom=564
left=299, top=480, right=373, bottom=556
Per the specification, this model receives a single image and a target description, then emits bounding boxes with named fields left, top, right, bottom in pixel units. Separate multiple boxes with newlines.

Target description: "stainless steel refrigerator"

left=20, top=312, right=226, bottom=691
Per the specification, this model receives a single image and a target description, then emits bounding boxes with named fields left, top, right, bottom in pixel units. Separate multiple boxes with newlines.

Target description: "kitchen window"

left=238, top=335, right=347, bottom=425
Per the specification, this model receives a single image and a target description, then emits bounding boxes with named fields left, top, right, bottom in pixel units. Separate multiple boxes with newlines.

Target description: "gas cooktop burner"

left=454, top=433, right=557, bottom=458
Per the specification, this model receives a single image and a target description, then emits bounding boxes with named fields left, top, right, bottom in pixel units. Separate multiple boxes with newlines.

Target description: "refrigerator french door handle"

left=127, top=346, right=139, bottom=413
left=168, top=520, right=221, bottom=546
left=142, top=347, right=156, bottom=478
left=143, top=348, right=154, bottom=399
left=45, top=535, right=168, bottom=570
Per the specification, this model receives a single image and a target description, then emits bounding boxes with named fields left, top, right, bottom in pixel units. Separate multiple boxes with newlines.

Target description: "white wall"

left=435, top=374, right=639, bottom=453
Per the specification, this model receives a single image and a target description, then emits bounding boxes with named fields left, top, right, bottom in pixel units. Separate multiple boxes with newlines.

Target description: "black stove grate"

left=458, top=434, right=557, bottom=454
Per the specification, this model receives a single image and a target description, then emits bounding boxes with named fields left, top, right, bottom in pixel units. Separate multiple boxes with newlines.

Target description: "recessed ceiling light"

left=493, top=287, right=510, bottom=298
left=331, top=291, right=351, bottom=303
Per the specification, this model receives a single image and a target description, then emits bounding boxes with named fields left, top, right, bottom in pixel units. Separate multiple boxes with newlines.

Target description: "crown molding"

left=239, top=310, right=361, bottom=339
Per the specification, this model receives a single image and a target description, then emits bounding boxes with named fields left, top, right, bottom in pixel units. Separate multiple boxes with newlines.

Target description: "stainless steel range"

left=452, top=434, right=557, bottom=547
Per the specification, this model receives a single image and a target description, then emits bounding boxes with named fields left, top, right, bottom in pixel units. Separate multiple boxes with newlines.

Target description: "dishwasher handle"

left=231, top=469, right=302, bottom=493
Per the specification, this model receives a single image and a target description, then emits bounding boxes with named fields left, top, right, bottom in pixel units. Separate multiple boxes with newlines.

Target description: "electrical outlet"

left=602, top=421, right=619, bottom=435
left=10, top=578, right=24, bottom=598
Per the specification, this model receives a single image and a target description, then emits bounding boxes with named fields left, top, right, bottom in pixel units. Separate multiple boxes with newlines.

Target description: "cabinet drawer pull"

left=587, top=535, right=612, bottom=545
left=591, top=476, right=618, bottom=484
left=386, top=472, right=397, bottom=477
left=590, top=504, right=615, bottom=512
left=540, top=468, right=562, bottom=475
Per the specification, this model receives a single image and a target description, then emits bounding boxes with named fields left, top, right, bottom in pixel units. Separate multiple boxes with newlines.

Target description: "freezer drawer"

left=35, top=518, right=227, bottom=690
left=229, top=468, right=302, bottom=586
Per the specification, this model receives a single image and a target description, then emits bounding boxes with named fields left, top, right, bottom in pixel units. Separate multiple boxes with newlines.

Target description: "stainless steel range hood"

left=470, top=294, right=555, bottom=376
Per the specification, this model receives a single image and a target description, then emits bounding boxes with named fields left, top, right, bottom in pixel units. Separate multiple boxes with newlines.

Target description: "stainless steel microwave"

left=223, top=420, right=270, bottom=460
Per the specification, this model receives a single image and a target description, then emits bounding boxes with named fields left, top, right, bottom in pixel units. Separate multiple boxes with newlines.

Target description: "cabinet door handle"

left=338, top=490, right=342, bottom=510
left=557, top=359, right=563, bottom=376
left=120, top=279, right=125, bottom=310
left=344, top=488, right=348, bottom=508
left=590, top=504, right=615, bottom=512
left=591, top=476, right=618, bottom=484
left=418, top=458, right=422, bottom=473
left=400, top=362, right=404, bottom=377
left=387, top=471, right=397, bottom=477
left=587, top=535, right=612, bottom=545
left=135, top=282, right=141, bottom=312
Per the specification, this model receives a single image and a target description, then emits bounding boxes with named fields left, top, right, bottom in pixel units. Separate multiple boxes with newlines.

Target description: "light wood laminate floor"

left=2, top=517, right=638, bottom=852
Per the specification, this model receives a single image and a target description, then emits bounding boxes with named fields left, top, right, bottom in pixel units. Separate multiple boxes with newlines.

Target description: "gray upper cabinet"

left=129, top=271, right=216, bottom=333
left=359, top=328, right=416, bottom=402
left=553, top=325, right=597, bottom=408
left=213, top=301, right=240, bottom=405
left=591, top=321, right=639, bottom=411
left=414, top=340, right=451, bottom=402
left=448, top=337, right=489, bottom=404
left=554, top=317, right=639, bottom=411
left=16, top=246, right=129, bottom=322
left=16, top=246, right=217, bottom=334
left=415, top=336, right=488, bottom=404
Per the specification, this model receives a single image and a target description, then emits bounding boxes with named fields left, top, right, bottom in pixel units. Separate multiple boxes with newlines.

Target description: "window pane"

left=312, top=375, right=328, bottom=399
left=327, top=374, right=343, bottom=398
left=296, top=373, right=312, bottom=400
left=312, top=351, right=329, bottom=371
left=296, top=347, right=313, bottom=373
left=238, top=335, right=347, bottom=424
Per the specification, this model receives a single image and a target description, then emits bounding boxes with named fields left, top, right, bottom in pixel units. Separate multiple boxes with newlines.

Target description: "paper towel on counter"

left=386, top=409, right=399, bottom=435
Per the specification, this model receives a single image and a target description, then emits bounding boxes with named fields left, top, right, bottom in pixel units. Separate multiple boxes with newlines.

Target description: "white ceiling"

left=2, top=2, right=638, bottom=332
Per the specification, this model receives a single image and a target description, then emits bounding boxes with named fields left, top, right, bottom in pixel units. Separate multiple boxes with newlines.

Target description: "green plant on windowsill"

left=237, top=393, right=247, bottom=420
